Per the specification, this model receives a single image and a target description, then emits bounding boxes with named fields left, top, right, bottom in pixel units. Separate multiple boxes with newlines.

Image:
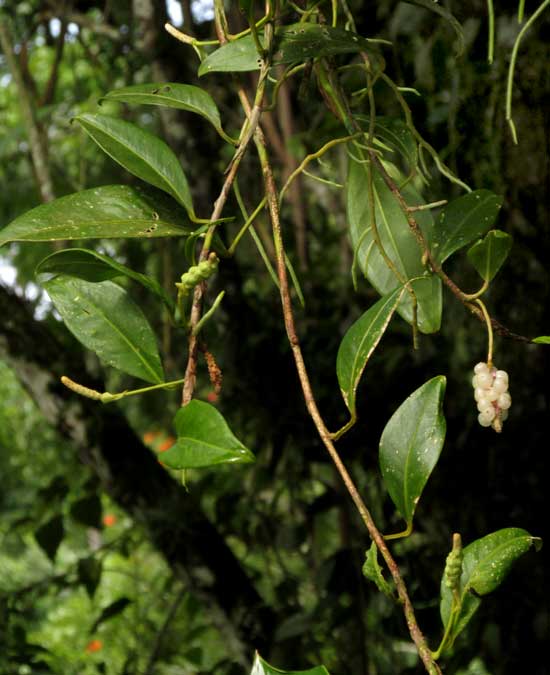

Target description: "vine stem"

left=476, top=298, right=494, bottom=366
left=227, top=30, right=442, bottom=664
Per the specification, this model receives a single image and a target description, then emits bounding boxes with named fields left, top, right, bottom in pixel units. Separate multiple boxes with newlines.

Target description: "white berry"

left=472, top=362, right=511, bottom=431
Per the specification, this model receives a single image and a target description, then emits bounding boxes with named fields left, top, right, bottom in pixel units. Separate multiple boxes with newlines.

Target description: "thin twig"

left=144, top=585, right=187, bottom=675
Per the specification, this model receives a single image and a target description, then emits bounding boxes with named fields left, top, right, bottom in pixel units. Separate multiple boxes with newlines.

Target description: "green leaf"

left=199, top=24, right=382, bottom=75
left=379, top=376, right=446, bottom=527
left=431, top=190, right=503, bottom=265
left=43, top=276, right=164, bottom=384
left=78, top=558, right=102, bottom=598
left=347, top=155, right=442, bottom=333
left=251, top=652, right=330, bottom=675
left=533, top=336, right=550, bottom=344
left=336, top=287, right=404, bottom=415
left=362, top=542, right=394, bottom=599
left=159, top=400, right=255, bottom=469
left=90, top=598, right=132, bottom=633
left=0, top=184, right=192, bottom=247
left=75, top=114, right=195, bottom=217
left=356, top=115, right=418, bottom=175
left=37, top=248, right=174, bottom=312
left=440, top=528, right=540, bottom=641
left=467, top=230, right=513, bottom=282
left=101, top=83, right=224, bottom=135
left=35, top=515, right=64, bottom=561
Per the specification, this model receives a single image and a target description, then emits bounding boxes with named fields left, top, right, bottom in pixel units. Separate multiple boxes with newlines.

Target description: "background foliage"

left=0, top=1, right=548, bottom=674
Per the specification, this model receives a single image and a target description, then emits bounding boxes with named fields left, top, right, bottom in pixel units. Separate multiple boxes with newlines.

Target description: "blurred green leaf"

left=78, top=558, right=102, bottom=598
left=533, top=336, right=550, bottom=344
left=34, top=515, right=64, bottom=561
left=431, top=190, right=503, bottom=265
left=69, top=495, right=102, bottom=529
left=75, top=114, right=195, bottom=217
left=404, top=0, right=464, bottom=55
left=159, top=400, right=255, bottom=469
left=0, top=185, right=192, bottom=246
left=43, top=276, right=164, bottom=384
left=379, top=376, right=446, bottom=527
left=336, top=287, right=404, bottom=416
left=467, top=229, right=513, bottom=282
left=90, top=597, right=132, bottom=633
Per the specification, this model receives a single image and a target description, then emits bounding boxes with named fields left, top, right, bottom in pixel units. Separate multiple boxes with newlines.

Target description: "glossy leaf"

left=440, top=528, right=540, bottom=640
left=0, top=184, right=191, bottom=247
left=379, top=376, right=446, bottom=526
left=75, top=114, right=195, bottom=217
left=251, top=653, right=330, bottom=675
left=101, top=83, right=223, bottom=134
left=35, top=515, right=64, bottom=561
left=348, top=156, right=442, bottom=333
left=199, top=24, right=382, bottom=75
left=362, top=542, right=394, bottom=599
left=467, top=229, right=513, bottom=282
left=43, top=276, right=164, bottom=384
left=37, top=248, right=174, bottom=311
left=337, top=287, right=404, bottom=415
left=431, top=190, right=503, bottom=265
left=533, top=336, right=550, bottom=344
left=160, top=400, right=255, bottom=469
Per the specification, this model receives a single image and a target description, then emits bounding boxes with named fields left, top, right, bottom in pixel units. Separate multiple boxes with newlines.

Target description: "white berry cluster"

left=472, top=362, right=511, bottom=432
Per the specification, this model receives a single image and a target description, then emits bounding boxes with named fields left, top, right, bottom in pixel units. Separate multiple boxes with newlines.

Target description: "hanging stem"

left=476, top=298, right=494, bottom=367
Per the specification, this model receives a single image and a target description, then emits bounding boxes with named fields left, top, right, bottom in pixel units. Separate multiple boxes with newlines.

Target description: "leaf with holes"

left=379, top=376, right=446, bottom=527
left=348, top=155, right=442, bottom=333
left=75, top=114, right=195, bottom=218
left=160, top=400, right=255, bottom=469
left=0, top=185, right=191, bottom=247
left=467, top=230, right=513, bottom=282
left=43, top=276, right=164, bottom=384
left=37, top=248, right=174, bottom=311
left=199, top=24, right=382, bottom=75
left=337, top=287, right=404, bottom=416
left=440, top=528, right=541, bottom=645
left=431, top=190, right=503, bottom=265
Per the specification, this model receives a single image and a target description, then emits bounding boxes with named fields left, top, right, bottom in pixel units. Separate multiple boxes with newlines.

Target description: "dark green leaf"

left=336, top=287, right=404, bottom=415
left=34, top=515, right=64, bottom=561
left=75, top=114, right=195, bottom=217
left=0, top=185, right=192, bottom=246
left=467, top=230, right=513, bottom=282
left=251, top=653, right=330, bottom=675
left=533, top=336, right=550, bottom=344
left=160, top=400, right=255, bottom=469
left=37, top=248, right=174, bottom=312
left=69, top=495, right=102, bottom=529
left=43, top=276, right=164, bottom=384
left=101, top=83, right=223, bottom=134
left=379, top=376, right=446, bottom=526
left=404, top=0, right=464, bottom=55
left=199, top=24, right=382, bottom=75
left=356, top=115, right=418, bottom=175
left=90, top=598, right=132, bottom=633
left=78, top=558, right=102, bottom=598
left=431, top=190, right=503, bottom=265
left=440, top=528, right=540, bottom=640
left=348, top=155, right=442, bottom=333
left=362, top=542, right=394, bottom=598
